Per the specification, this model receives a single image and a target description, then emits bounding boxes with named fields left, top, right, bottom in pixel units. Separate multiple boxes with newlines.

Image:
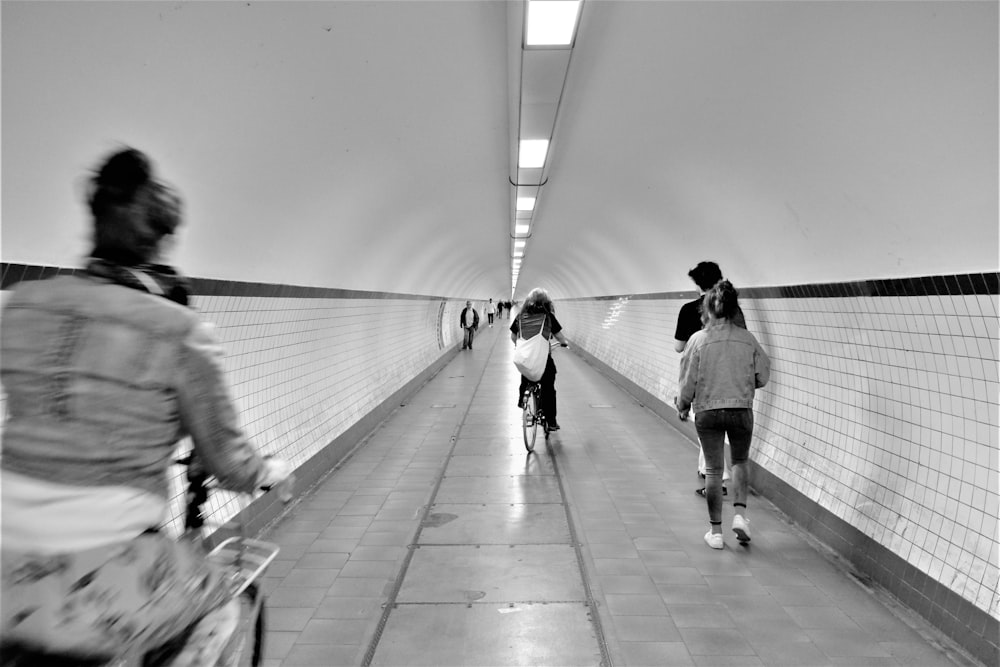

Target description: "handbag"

left=513, top=314, right=549, bottom=381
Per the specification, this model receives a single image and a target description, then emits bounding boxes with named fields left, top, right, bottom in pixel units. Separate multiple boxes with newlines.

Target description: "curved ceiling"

left=2, top=1, right=996, bottom=301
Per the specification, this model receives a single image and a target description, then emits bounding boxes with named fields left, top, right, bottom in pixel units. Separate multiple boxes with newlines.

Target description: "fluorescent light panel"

left=515, top=224, right=529, bottom=234
left=518, top=139, right=548, bottom=168
left=516, top=197, right=536, bottom=211
left=526, top=1, right=581, bottom=46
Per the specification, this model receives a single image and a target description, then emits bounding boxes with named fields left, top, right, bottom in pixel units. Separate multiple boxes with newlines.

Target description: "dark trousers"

left=695, top=408, right=753, bottom=524
left=488, top=313, right=495, bottom=324
left=518, top=355, right=557, bottom=421
left=463, top=326, right=475, bottom=348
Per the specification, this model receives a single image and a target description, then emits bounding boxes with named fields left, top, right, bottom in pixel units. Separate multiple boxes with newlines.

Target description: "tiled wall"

left=556, top=275, right=999, bottom=626
left=0, top=264, right=465, bottom=537
left=162, top=293, right=465, bottom=536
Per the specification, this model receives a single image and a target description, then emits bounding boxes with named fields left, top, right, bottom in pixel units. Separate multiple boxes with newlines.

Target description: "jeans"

left=695, top=408, right=753, bottom=524
left=463, top=327, right=475, bottom=348
left=518, top=356, right=557, bottom=422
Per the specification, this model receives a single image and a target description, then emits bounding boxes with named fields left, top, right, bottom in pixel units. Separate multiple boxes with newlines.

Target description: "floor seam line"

left=360, top=331, right=504, bottom=666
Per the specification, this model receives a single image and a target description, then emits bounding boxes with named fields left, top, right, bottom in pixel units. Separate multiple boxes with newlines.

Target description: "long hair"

left=522, top=287, right=554, bottom=314
left=702, top=280, right=740, bottom=322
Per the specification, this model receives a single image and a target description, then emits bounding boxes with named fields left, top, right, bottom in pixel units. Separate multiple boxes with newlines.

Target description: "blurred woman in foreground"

left=1, top=147, right=292, bottom=662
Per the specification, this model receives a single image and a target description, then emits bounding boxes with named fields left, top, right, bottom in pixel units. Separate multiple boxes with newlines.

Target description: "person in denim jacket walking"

left=675, top=280, right=770, bottom=550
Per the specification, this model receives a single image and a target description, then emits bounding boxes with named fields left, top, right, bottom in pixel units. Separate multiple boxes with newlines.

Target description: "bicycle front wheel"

left=221, top=584, right=265, bottom=667
left=522, top=389, right=538, bottom=452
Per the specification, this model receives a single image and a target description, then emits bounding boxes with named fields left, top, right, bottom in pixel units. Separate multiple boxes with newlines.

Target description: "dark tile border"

left=0, top=262, right=447, bottom=301
left=4, top=263, right=998, bottom=302
left=567, top=272, right=999, bottom=302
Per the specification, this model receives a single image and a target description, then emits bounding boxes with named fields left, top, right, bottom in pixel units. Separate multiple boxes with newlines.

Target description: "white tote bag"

left=513, top=314, right=549, bottom=381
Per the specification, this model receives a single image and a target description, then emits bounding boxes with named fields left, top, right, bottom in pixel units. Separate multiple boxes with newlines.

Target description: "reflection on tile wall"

left=558, top=275, right=999, bottom=618
left=0, top=264, right=464, bottom=537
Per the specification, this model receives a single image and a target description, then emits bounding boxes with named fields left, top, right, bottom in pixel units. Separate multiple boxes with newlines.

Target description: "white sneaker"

left=732, top=515, right=751, bottom=543
left=704, top=531, right=724, bottom=550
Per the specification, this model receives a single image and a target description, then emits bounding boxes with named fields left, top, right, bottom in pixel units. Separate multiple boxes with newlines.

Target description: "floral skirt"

left=1, top=531, right=230, bottom=660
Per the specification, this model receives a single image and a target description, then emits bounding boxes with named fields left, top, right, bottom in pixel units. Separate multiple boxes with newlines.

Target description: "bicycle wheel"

left=522, top=389, right=538, bottom=452
left=221, top=584, right=265, bottom=667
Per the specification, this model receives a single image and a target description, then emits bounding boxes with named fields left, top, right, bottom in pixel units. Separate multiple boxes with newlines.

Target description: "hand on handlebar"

left=260, top=456, right=295, bottom=503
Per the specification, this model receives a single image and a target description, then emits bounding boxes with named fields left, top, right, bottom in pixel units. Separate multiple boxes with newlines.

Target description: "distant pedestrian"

left=496, top=300, right=504, bottom=320
left=675, top=280, right=770, bottom=550
left=460, top=300, right=479, bottom=350
left=487, top=298, right=496, bottom=327
left=674, top=261, right=747, bottom=497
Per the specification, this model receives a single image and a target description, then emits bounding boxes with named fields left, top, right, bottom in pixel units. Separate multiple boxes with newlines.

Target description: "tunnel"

left=1, top=1, right=997, bottom=665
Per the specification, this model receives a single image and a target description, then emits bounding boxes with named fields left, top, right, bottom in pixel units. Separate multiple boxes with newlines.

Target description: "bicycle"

left=3, top=454, right=290, bottom=667
left=171, top=452, right=286, bottom=667
left=521, top=342, right=568, bottom=453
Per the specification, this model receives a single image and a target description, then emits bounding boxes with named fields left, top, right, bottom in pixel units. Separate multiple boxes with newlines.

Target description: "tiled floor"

left=257, top=322, right=974, bottom=666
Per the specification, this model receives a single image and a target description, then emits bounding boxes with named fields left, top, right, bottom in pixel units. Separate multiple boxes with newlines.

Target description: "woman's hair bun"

left=704, top=279, right=740, bottom=320
left=94, top=148, right=152, bottom=197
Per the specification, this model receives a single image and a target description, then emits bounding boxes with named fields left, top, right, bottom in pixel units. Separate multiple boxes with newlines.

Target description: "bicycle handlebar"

left=176, top=452, right=295, bottom=532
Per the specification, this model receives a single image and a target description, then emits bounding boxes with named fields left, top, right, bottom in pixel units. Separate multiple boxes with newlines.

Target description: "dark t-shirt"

left=511, top=308, right=562, bottom=340
left=674, top=297, right=705, bottom=344
left=674, top=296, right=746, bottom=343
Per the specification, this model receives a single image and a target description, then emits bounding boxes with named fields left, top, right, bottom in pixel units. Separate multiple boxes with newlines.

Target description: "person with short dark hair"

left=675, top=280, right=770, bottom=550
left=674, top=261, right=747, bottom=352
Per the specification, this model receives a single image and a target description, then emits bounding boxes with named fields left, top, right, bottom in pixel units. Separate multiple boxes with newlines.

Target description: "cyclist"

left=0, top=148, right=293, bottom=662
left=510, top=288, right=569, bottom=430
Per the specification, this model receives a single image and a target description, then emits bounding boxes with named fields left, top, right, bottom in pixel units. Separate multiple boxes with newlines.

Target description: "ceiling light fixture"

left=509, top=0, right=583, bottom=294
left=518, top=139, right=549, bottom=169
left=526, top=0, right=581, bottom=46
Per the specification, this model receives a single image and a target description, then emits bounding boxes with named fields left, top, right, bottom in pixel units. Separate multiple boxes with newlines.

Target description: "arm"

left=753, top=337, right=771, bottom=388
left=175, top=321, right=270, bottom=493
left=553, top=331, right=569, bottom=346
left=676, top=343, right=700, bottom=415
left=673, top=339, right=686, bottom=353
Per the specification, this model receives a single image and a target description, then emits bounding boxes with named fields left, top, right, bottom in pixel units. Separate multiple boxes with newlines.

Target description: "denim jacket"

left=1, top=274, right=266, bottom=499
left=677, top=320, right=770, bottom=413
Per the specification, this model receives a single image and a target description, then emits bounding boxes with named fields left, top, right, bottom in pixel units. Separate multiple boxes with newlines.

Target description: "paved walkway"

left=257, top=322, right=970, bottom=666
